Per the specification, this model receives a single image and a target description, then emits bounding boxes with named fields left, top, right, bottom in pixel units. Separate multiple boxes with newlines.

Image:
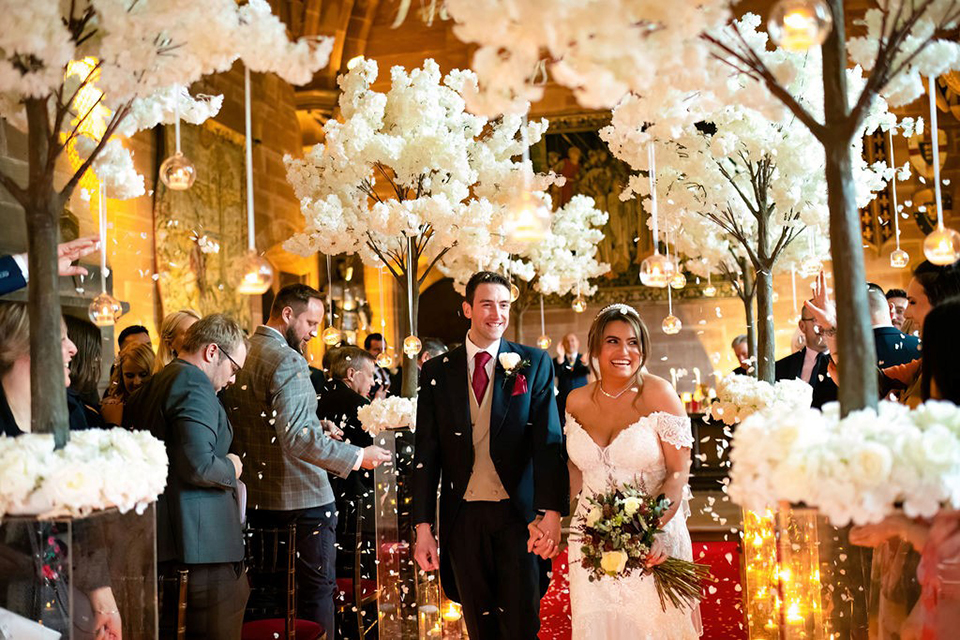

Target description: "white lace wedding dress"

left=566, top=411, right=702, bottom=639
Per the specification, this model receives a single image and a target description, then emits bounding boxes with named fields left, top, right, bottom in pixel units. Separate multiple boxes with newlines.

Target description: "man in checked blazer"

left=222, top=284, right=390, bottom=637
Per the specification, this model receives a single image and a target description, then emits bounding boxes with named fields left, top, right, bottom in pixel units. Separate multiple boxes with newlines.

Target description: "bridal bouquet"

left=358, top=396, right=417, bottom=436
left=708, top=374, right=813, bottom=426
left=576, top=483, right=712, bottom=610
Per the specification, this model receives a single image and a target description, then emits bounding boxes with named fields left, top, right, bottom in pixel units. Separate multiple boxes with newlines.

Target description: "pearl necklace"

left=599, top=382, right=634, bottom=400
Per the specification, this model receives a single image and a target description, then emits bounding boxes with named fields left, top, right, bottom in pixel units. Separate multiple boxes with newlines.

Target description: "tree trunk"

left=25, top=98, right=70, bottom=448
left=742, top=261, right=757, bottom=371
left=822, top=0, right=877, bottom=414
left=754, top=267, right=775, bottom=383
left=400, top=238, right=419, bottom=399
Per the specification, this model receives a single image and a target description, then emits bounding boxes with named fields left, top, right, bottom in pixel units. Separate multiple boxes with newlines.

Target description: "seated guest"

left=316, top=346, right=376, bottom=599
left=154, top=309, right=200, bottom=372
left=101, top=342, right=154, bottom=426
left=222, top=284, right=390, bottom=638
left=556, top=332, right=589, bottom=424
left=775, top=302, right=838, bottom=409
left=417, top=338, right=448, bottom=369
left=117, top=324, right=151, bottom=352
left=364, top=332, right=391, bottom=398
left=65, top=315, right=105, bottom=428
left=123, top=314, right=248, bottom=639
left=0, top=237, right=98, bottom=296
left=730, top=334, right=752, bottom=375
left=886, top=287, right=909, bottom=331
left=0, top=301, right=88, bottom=436
left=868, top=283, right=920, bottom=368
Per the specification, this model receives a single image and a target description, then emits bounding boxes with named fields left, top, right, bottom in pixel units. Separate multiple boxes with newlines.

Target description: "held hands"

left=527, top=510, right=562, bottom=559
left=414, top=523, right=441, bottom=572
left=360, top=445, right=392, bottom=469
left=88, top=586, right=122, bottom=640
left=226, top=453, right=243, bottom=479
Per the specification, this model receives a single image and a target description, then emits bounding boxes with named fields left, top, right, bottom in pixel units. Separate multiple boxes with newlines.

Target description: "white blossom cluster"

left=357, top=396, right=417, bottom=436
left=0, top=0, right=332, bottom=198
left=0, top=428, right=168, bottom=519
left=283, top=58, right=561, bottom=268
left=602, top=15, right=902, bottom=279
left=439, top=194, right=611, bottom=297
left=709, top=373, right=813, bottom=427
left=445, top=0, right=731, bottom=115
left=729, top=400, right=960, bottom=526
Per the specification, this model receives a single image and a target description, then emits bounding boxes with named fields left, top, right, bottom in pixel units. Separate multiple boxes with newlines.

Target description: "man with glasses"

left=775, top=300, right=838, bottom=408
left=123, top=313, right=249, bottom=639
left=222, top=284, right=391, bottom=638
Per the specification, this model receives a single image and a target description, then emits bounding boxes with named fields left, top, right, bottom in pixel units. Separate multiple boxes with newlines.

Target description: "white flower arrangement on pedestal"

left=709, top=374, right=813, bottom=427
left=728, top=400, right=960, bottom=527
left=358, top=397, right=418, bottom=437
left=0, top=428, right=168, bottom=520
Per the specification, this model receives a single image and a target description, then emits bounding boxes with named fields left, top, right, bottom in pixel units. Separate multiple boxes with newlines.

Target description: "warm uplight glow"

left=639, top=253, right=675, bottom=288
left=64, top=58, right=112, bottom=198
left=236, top=251, right=275, bottom=295
left=923, top=225, right=960, bottom=266
left=768, top=0, right=833, bottom=51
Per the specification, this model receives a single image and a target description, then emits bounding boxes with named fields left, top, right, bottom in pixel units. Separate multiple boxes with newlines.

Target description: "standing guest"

left=868, top=283, right=920, bottom=368
left=774, top=302, right=838, bottom=409
left=731, top=334, right=752, bottom=375
left=123, top=314, right=248, bottom=640
left=0, top=237, right=99, bottom=296
left=418, top=338, right=448, bottom=369
left=886, top=288, right=909, bottom=331
left=65, top=315, right=105, bottom=428
left=0, top=302, right=88, bottom=436
left=117, top=325, right=151, bottom=352
left=222, top=284, right=391, bottom=637
left=315, top=345, right=376, bottom=616
left=154, top=309, right=200, bottom=373
left=364, top=332, right=392, bottom=398
left=555, top=332, right=590, bottom=424
left=101, top=342, right=154, bottom=426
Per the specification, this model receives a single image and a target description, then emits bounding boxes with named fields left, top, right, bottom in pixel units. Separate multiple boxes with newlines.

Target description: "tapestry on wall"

left=154, top=121, right=252, bottom=327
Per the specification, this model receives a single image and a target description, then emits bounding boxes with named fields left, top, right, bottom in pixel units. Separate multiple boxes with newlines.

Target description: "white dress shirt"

left=465, top=334, right=500, bottom=401
left=800, top=347, right=822, bottom=384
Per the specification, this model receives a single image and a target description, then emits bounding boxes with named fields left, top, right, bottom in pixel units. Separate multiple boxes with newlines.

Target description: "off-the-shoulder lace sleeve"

left=655, top=412, right=693, bottom=449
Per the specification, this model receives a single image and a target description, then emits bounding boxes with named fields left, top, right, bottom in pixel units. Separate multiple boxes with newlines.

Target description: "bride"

left=562, top=304, right=701, bottom=639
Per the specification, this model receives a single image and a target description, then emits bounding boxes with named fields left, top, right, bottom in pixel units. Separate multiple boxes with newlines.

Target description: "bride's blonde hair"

left=586, top=304, right=650, bottom=402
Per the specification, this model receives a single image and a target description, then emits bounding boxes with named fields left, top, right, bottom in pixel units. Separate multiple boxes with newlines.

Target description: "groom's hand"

left=529, top=510, right=562, bottom=559
left=414, top=523, right=441, bottom=572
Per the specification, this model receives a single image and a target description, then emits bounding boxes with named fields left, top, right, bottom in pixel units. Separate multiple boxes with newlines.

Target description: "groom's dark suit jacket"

left=412, top=339, right=568, bottom=601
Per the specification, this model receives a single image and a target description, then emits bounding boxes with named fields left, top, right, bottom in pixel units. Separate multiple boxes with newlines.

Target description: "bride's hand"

left=645, top=536, right=667, bottom=568
left=527, top=518, right=545, bottom=554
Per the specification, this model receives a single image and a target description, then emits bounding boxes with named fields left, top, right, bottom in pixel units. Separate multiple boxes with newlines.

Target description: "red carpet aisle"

left=538, top=542, right=747, bottom=639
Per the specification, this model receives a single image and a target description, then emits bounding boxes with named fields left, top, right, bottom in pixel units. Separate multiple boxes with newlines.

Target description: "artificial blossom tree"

left=284, top=58, right=560, bottom=397
left=0, top=0, right=333, bottom=447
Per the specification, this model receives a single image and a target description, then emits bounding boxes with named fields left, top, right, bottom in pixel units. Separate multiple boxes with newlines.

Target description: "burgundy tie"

left=472, top=351, right=492, bottom=401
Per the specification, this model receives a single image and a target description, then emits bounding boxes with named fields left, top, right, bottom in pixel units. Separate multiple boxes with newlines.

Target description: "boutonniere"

left=498, top=352, right=531, bottom=396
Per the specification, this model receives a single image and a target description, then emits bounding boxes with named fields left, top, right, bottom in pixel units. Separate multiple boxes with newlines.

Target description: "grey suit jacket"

left=221, top=326, right=361, bottom=511
left=124, top=359, right=244, bottom=565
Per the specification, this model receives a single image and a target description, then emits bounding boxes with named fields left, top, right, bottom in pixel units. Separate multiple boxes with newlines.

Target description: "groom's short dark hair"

left=464, top=271, right=510, bottom=304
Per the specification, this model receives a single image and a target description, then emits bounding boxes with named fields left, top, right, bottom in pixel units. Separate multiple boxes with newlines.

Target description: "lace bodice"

left=565, top=411, right=693, bottom=499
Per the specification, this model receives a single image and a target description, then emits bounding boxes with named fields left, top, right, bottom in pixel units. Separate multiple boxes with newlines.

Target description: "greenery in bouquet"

left=575, top=482, right=712, bottom=611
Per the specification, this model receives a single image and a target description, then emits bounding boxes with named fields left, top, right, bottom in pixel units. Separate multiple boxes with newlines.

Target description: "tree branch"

left=59, top=102, right=130, bottom=201
left=0, top=167, right=27, bottom=205
left=366, top=236, right=403, bottom=281
left=419, top=245, right=453, bottom=286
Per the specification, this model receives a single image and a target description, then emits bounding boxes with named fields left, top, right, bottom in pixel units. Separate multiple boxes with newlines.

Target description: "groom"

left=412, top=271, right=568, bottom=639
